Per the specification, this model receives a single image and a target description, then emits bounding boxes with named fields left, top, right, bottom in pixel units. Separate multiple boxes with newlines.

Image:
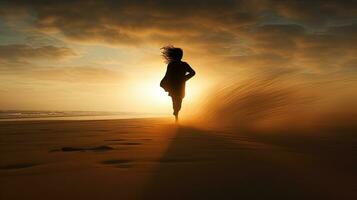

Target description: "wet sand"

left=0, top=118, right=356, bottom=199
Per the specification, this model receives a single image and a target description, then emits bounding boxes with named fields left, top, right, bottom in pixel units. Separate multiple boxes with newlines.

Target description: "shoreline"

left=0, top=115, right=170, bottom=122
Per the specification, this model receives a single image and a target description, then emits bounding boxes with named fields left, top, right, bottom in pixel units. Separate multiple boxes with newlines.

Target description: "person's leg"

left=171, top=96, right=182, bottom=121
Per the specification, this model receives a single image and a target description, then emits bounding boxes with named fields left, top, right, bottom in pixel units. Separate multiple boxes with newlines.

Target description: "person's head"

left=161, top=45, right=183, bottom=63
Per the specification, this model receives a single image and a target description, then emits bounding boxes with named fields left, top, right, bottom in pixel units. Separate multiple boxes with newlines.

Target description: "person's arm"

left=184, top=63, right=196, bottom=81
left=160, top=64, right=170, bottom=89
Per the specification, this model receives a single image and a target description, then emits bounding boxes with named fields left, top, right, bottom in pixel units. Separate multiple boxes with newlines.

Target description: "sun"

left=131, top=79, right=171, bottom=111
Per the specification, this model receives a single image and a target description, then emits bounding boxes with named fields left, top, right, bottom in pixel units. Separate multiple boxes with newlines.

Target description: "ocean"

left=0, top=110, right=167, bottom=121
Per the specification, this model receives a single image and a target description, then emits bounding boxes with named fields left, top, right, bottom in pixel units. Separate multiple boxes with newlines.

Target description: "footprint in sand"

left=101, top=159, right=133, bottom=168
left=0, top=163, right=37, bottom=170
left=140, top=138, right=152, bottom=141
left=117, top=142, right=142, bottom=145
left=104, top=139, right=126, bottom=142
left=50, top=145, right=114, bottom=152
left=104, top=139, right=127, bottom=145
left=159, top=158, right=194, bottom=163
left=106, top=142, right=142, bottom=146
left=105, top=138, right=144, bottom=146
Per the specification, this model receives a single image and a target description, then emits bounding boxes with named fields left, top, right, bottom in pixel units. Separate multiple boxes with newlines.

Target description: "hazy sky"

left=0, top=0, right=356, bottom=113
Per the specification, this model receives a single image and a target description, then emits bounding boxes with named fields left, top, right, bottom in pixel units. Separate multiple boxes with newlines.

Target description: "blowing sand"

left=1, top=118, right=356, bottom=199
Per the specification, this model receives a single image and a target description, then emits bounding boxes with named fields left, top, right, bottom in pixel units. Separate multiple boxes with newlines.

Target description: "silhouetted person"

left=160, top=46, right=195, bottom=122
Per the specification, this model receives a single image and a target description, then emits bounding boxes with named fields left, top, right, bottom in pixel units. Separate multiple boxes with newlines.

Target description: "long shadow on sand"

left=142, top=126, right=356, bottom=199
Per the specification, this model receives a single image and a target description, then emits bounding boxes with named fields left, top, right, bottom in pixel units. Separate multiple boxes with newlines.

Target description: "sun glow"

left=129, top=75, right=208, bottom=114
left=141, top=81, right=171, bottom=105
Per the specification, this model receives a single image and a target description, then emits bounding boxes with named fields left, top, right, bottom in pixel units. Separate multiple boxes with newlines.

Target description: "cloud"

left=265, top=0, right=357, bottom=25
left=1, top=63, right=123, bottom=84
left=27, top=66, right=123, bottom=83
left=232, top=23, right=357, bottom=70
left=0, top=0, right=258, bottom=46
left=0, top=0, right=356, bottom=72
left=0, top=44, right=76, bottom=62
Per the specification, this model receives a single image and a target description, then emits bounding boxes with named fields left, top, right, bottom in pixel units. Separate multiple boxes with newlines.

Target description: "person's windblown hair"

left=161, top=45, right=183, bottom=63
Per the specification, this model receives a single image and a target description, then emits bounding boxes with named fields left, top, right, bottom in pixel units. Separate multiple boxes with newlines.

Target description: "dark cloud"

left=0, top=44, right=76, bottom=61
left=243, top=24, right=305, bottom=57
left=2, top=0, right=354, bottom=36
left=265, top=0, right=357, bottom=25
left=234, top=23, right=357, bottom=69
left=0, top=0, right=258, bottom=46
left=0, top=0, right=356, bottom=71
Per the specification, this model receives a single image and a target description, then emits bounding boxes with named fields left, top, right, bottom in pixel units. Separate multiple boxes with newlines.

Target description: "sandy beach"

left=0, top=118, right=356, bottom=199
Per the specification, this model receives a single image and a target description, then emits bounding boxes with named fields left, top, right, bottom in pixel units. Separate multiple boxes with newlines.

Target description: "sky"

left=0, top=0, right=356, bottom=114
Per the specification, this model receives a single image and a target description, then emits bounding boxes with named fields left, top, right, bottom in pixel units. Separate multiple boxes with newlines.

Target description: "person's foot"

left=174, top=114, right=178, bottom=123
